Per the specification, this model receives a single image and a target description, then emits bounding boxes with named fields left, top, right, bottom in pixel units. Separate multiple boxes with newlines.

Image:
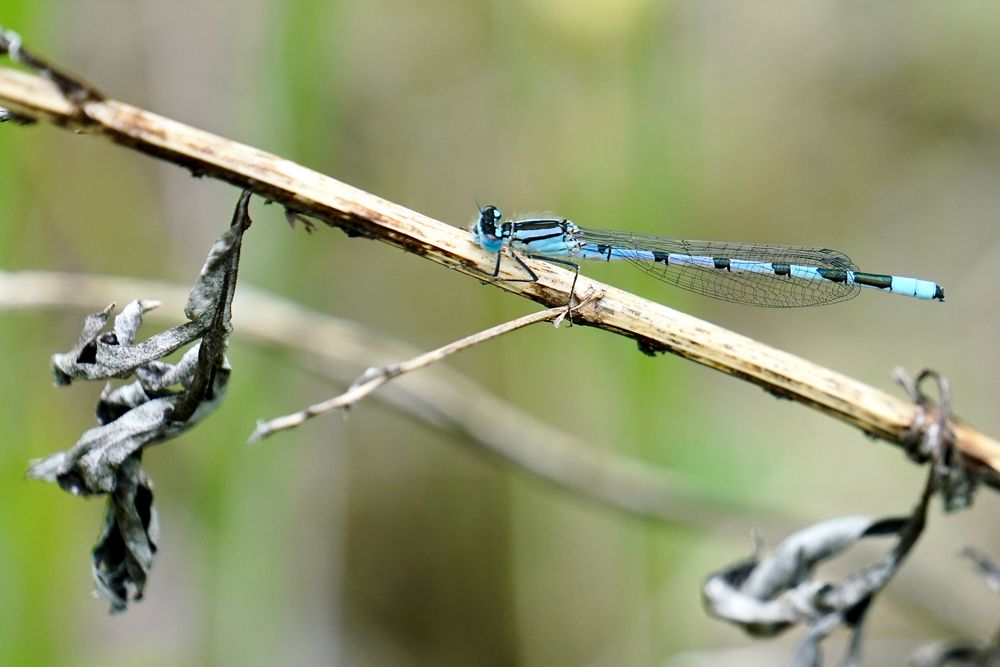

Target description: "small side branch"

left=1, top=58, right=997, bottom=474
left=250, top=292, right=601, bottom=441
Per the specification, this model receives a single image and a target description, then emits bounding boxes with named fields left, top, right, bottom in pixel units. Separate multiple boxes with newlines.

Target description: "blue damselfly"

left=471, top=205, right=944, bottom=307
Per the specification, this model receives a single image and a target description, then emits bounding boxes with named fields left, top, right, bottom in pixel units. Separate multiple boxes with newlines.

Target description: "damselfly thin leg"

left=490, top=250, right=583, bottom=321
left=506, top=252, right=539, bottom=282
left=524, top=253, right=582, bottom=321
left=471, top=248, right=535, bottom=283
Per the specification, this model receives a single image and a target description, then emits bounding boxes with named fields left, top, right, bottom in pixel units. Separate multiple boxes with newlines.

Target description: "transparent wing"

left=576, top=228, right=861, bottom=308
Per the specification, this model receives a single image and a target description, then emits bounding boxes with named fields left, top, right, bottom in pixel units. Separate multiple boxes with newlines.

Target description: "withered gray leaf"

left=705, top=470, right=937, bottom=667
left=50, top=299, right=210, bottom=385
left=27, top=190, right=252, bottom=612
left=92, top=455, right=159, bottom=614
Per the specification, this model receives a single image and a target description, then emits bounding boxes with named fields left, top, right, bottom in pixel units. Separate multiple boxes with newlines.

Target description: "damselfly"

left=470, top=205, right=944, bottom=307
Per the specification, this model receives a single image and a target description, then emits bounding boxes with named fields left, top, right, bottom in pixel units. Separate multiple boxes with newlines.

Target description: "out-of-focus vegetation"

left=2, top=1, right=999, bottom=665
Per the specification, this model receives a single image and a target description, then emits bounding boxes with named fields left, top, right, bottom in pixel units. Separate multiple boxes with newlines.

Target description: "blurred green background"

left=2, top=1, right=999, bottom=665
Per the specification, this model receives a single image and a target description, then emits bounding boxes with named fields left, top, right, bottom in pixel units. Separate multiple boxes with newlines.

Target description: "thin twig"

left=249, top=292, right=601, bottom=441
left=1, top=62, right=998, bottom=474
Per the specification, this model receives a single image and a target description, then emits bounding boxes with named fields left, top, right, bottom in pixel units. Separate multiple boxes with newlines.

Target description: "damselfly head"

left=472, top=204, right=505, bottom=252
left=480, top=204, right=502, bottom=227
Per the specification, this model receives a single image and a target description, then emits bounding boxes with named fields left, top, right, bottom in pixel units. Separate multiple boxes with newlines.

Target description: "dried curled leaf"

left=704, top=471, right=936, bottom=666
left=50, top=299, right=209, bottom=385
left=27, top=190, right=252, bottom=612
left=30, top=343, right=231, bottom=494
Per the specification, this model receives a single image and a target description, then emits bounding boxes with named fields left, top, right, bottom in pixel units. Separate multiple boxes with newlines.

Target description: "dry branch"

left=1, top=63, right=998, bottom=476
